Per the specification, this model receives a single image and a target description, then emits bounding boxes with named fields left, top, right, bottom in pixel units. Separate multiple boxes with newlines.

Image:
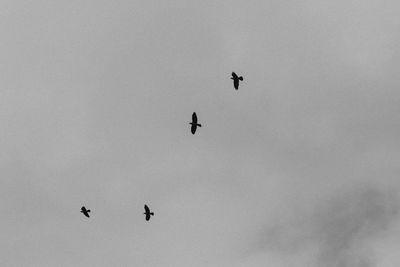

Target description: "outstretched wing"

left=145, top=213, right=151, bottom=221
left=233, top=79, right=239, bottom=90
left=191, top=124, right=196, bottom=134
left=192, top=112, right=197, bottom=124
left=144, top=205, right=150, bottom=213
left=232, top=72, right=238, bottom=79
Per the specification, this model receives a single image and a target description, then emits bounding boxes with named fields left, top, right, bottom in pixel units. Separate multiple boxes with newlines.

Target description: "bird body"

left=81, top=206, right=91, bottom=218
left=231, top=72, right=243, bottom=90
left=190, top=112, right=202, bottom=134
left=144, top=204, right=154, bottom=221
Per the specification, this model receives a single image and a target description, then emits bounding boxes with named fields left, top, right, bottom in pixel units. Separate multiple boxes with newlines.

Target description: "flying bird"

left=231, top=72, right=243, bottom=90
left=190, top=112, right=202, bottom=134
left=81, top=206, right=91, bottom=218
left=144, top=204, right=154, bottom=221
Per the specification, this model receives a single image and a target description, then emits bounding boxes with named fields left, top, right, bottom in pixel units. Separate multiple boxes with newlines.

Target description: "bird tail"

left=239, top=76, right=243, bottom=81
left=87, top=210, right=91, bottom=212
left=150, top=212, right=154, bottom=216
left=198, top=124, right=202, bottom=127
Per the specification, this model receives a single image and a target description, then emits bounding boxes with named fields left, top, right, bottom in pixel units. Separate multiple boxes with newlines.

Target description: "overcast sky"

left=1, top=0, right=400, bottom=266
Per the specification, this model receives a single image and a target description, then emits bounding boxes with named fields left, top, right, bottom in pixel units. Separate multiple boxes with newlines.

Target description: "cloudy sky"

left=1, top=0, right=400, bottom=266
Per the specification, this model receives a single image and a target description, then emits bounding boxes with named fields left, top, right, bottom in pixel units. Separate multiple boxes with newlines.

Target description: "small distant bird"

left=190, top=112, right=202, bottom=134
left=144, top=204, right=154, bottom=221
left=231, top=72, right=243, bottom=90
left=81, top=206, right=91, bottom=218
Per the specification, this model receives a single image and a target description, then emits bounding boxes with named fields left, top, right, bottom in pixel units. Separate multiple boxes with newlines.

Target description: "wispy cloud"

left=256, top=185, right=399, bottom=267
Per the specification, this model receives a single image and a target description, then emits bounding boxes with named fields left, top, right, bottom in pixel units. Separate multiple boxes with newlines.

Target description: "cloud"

left=256, top=185, right=399, bottom=267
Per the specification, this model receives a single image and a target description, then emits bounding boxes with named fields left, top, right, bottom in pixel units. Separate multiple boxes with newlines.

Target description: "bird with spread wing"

left=231, top=72, right=243, bottom=90
left=81, top=206, right=91, bottom=218
left=144, top=204, right=154, bottom=221
left=190, top=112, right=202, bottom=134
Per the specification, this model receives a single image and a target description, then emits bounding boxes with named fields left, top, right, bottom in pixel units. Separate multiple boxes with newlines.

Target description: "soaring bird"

left=144, top=204, right=154, bottom=221
left=81, top=206, right=91, bottom=218
left=231, top=72, right=243, bottom=90
left=190, top=112, right=202, bottom=134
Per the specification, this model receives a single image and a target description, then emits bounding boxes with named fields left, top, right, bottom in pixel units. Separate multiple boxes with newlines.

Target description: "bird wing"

left=144, top=205, right=150, bottom=213
left=81, top=209, right=89, bottom=217
left=233, top=79, right=239, bottom=89
left=192, top=112, right=197, bottom=124
left=232, top=72, right=238, bottom=79
left=191, top=124, right=196, bottom=134
left=145, top=213, right=150, bottom=221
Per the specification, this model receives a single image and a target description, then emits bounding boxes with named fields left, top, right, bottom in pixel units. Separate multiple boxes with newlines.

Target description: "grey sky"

left=1, top=0, right=400, bottom=266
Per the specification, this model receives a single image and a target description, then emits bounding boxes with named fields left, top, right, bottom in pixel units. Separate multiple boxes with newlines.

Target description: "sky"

left=1, top=0, right=400, bottom=266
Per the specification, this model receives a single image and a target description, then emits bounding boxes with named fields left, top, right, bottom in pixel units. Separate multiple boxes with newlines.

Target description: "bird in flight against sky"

left=231, top=72, right=243, bottom=90
left=144, top=204, right=154, bottom=221
left=81, top=206, right=91, bottom=218
left=190, top=112, right=202, bottom=134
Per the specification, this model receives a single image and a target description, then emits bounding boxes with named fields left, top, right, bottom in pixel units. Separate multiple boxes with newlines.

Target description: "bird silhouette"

left=190, top=112, right=202, bottom=134
left=81, top=206, right=91, bottom=218
left=231, top=72, right=243, bottom=90
left=144, top=204, right=154, bottom=221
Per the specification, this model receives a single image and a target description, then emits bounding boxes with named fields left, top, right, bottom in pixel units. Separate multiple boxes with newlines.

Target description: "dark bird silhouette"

left=190, top=112, right=202, bottom=134
left=81, top=206, right=91, bottom=218
left=144, top=204, right=154, bottom=221
left=231, top=72, right=243, bottom=90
